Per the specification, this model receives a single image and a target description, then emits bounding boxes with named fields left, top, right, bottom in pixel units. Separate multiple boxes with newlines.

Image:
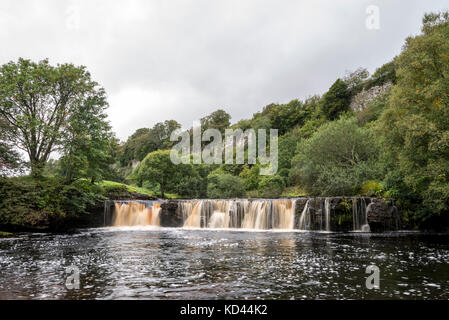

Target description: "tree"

left=278, top=134, right=299, bottom=170
left=201, top=109, right=231, bottom=134
left=258, top=175, right=285, bottom=198
left=0, top=58, right=105, bottom=176
left=119, top=120, right=181, bottom=166
left=320, top=78, right=351, bottom=120
left=364, top=60, right=397, bottom=89
left=207, top=173, right=245, bottom=198
left=289, top=117, right=382, bottom=196
left=133, top=150, right=182, bottom=198
left=378, top=12, right=449, bottom=223
left=59, top=94, right=116, bottom=183
left=269, top=99, right=311, bottom=135
left=0, top=119, right=22, bottom=176
left=343, top=68, right=370, bottom=95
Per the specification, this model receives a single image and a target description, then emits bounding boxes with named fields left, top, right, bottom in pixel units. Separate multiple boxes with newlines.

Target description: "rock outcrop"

left=160, top=200, right=184, bottom=227
left=366, top=198, right=402, bottom=232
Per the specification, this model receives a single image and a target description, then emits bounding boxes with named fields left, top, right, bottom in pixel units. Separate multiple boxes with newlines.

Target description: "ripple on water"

left=0, top=230, right=448, bottom=299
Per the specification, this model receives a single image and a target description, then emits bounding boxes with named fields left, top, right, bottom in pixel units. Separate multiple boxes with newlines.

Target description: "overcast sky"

left=0, top=0, right=448, bottom=141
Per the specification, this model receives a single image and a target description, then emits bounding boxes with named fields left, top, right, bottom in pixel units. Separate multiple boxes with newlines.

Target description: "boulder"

left=366, top=198, right=402, bottom=232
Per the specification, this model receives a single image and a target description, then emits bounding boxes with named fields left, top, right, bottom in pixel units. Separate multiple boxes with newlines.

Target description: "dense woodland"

left=0, top=12, right=448, bottom=231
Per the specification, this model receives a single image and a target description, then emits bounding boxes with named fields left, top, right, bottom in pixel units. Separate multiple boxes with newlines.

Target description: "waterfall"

left=104, top=196, right=375, bottom=232
left=181, top=199, right=297, bottom=230
left=105, top=200, right=164, bottom=227
left=352, top=197, right=371, bottom=232
left=324, top=198, right=331, bottom=232
left=298, top=200, right=310, bottom=230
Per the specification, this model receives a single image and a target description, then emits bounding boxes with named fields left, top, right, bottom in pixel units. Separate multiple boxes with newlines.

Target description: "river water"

left=0, top=228, right=448, bottom=299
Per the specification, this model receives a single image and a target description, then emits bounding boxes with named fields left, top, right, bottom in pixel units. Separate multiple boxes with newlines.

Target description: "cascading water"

left=104, top=197, right=375, bottom=232
left=324, top=198, right=331, bottom=232
left=105, top=200, right=164, bottom=227
left=298, top=200, right=311, bottom=230
left=352, top=197, right=371, bottom=232
left=181, top=199, right=297, bottom=230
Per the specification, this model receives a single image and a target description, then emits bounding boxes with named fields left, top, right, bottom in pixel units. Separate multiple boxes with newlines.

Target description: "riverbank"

left=0, top=231, right=13, bottom=238
left=0, top=176, right=160, bottom=232
left=1, top=175, right=447, bottom=232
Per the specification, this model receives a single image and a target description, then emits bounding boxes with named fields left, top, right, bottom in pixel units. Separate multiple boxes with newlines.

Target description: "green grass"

left=280, top=186, right=307, bottom=197
left=98, top=180, right=178, bottom=199
left=0, top=231, right=13, bottom=238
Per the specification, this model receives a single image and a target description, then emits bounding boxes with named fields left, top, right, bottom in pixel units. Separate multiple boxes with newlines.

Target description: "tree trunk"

left=30, top=160, right=44, bottom=178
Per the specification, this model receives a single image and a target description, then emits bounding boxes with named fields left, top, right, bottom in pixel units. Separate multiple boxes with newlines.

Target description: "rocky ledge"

left=158, top=197, right=403, bottom=232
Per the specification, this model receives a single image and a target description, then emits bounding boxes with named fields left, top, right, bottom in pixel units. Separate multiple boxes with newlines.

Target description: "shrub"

left=207, top=174, right=245, bottom=198
left=258, top=175, right=285, bottom=198
left=289, top=116, right=383, bottom=196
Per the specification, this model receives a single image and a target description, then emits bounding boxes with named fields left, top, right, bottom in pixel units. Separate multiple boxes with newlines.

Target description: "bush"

left=360, top=180, right=384, bottom=197
left=239, top=165, right=261, bottom=191
left=289, top=116, right=383, bottom=196
left=258, top=175, right=285, bottom=198
left=0, top=176, right=106, bottom=231
left=207, top=174, right=245, bottom=198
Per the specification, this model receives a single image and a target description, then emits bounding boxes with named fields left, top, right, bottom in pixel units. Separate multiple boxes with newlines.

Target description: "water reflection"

left=0, top=229, right=448, bottom=299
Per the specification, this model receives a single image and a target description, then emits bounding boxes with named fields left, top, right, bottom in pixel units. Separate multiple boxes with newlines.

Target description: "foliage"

left=258, top=175, right=285, bottom=198
left=268, top=99, right=312, bottom=135
left=239, top=164, right=261, bottom=191
left=201, top=109, right=231, bottom=134
left=119, top=120, right=181, bottom=166
left=0, top=58, right=105, bottom=176
left=290, top=117, right=383, bottom=196
left=355, top=91, right=391, bottom=126
left=320, top=78, right=351, bottom=120
left=207, top=173, right=245, bottom=198
left=344, top=68, right=370, bottom=96
left=132, top=149, right=187, bottom=198
left=0, top=176, right=105, bottom=230
left=377, top=12, right=449, bottom=224
left=59, top=93, right=117, bottom=183
left=0, top=119, right=23, bottom=176
left=278, top=134, right=299, bottom=170
left=364, top=60, right=397, bottom=89
left=360, top=180, right=384, bottom=197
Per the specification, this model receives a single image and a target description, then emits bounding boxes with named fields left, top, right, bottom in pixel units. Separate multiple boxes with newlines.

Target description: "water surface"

left=0, top=228, right=448, bottom=299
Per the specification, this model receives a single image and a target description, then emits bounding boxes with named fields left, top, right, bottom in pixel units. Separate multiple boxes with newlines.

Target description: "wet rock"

left=160, top=200, right=184, bottom=227
left=366, top=198, right=402, bottom=232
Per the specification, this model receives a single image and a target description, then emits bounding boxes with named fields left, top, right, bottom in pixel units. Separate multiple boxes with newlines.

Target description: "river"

left=0, top=228, right=448, bottom=299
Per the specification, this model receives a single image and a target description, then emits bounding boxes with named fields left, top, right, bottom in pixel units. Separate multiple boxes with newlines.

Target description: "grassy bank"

left=0, top=231, right=13, bottom=238
left=0, top=176, right=176, bottom=232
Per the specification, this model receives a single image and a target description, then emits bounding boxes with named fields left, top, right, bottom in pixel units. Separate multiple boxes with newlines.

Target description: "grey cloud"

left=0, top=0, right=448, bottom=140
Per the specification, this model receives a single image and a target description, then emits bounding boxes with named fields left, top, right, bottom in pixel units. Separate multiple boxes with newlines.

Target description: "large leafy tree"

left=200, top=109, right=231, bottom=134
left=132, top=149, right=183, bottom=198
left=289, top=117, right=382, bottom=196
left=119, top=120, right=181, bottom=166
left=320, top=78, right=351, bottom=120
left=0, top=58, right=106, bottom=176
left=268, top=99, right=311, bottom=135
left=60, top=94, right=116, bottom=183
left=378, top=12, right=449, bottom=223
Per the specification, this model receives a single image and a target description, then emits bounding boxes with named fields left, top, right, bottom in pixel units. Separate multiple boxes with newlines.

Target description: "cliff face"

left=349, top=82, right=392, bottom=112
